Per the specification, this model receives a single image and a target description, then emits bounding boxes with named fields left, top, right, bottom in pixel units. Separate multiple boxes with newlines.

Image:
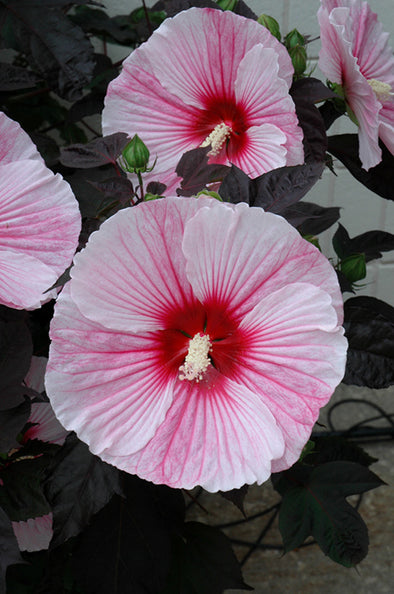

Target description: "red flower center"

left=157, top=298, right=244, bottom=380
left=191, top=95, right=249, bottom=160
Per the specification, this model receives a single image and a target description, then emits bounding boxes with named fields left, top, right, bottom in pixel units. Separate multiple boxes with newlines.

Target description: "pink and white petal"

left=102, top=63, right=198, bottom=183
left=70, top=197, right=209, bottom=333
left=183, top=202, right=344, bottom=324
left=0, top=112, right=43, bottom=164
left=236, top=283, right=347, bottom=470
left=0, top=160, right=81, bottom=274
left=24, top=356, right=48, bottom=394
left=228, top=124, right=287, bottom=176
left=23, top=403, right=68, bottom=446
left=347, top=1, right=394, bottom=86
left=46, top=286, right=176, bottom=457
left=379, top=102, right=394, bottom=156
left=234, top=45, right=304, bottom=166
left=0, top=250, right=57, bottom=310
left=318, top=5, right=349, bottom=84
left=12, top=513, right=53, bottom=552
left=134, top=7, right=294, bottom=110
left=100, top=370, right=285, bottom=492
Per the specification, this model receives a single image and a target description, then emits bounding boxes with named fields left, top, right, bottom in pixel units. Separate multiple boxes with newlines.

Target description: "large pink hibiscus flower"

left=46, top=197, right=347, bottom=492
left=0, top=112, right=81, bottom=310
left=102, top=7, right=304, bottom=193
left=318, top=0, right=394, bottom=169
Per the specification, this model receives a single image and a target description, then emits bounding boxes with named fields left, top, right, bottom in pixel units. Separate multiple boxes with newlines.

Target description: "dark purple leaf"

left=220, top=485, right=248, bottom=515
left=71, top=5, right=139, bottom=45
left=234, top=0, right=257, bottom=19
left=44, top=433, right=122, bottom=548
left=319, top=99, right=346, bottom=130
left=176, top=146, right=229, bottom=197
left=333, top=224, right=394, bottom=263
left=328, top=134, right=394, bottom=200
left=283, top=201, right=340, bottom=234
left=218, top=165, right=251, bottom=204
left=274, top=461, right=385, bottom=566
left=0, top=4, right=96, bottom=101
left=60, top=132, right=129, bottom=168
left=336, top=270, right=355, bottom=294
left=0, top=307, right=32, bottom=408
left=293, top=97, right=328, bottom=163
left=0, top=507, right=26, bottom=594
left=0, top=399, right=31, bottom=452
left=73, top=473, right=185, bottom=594
left=0, top=63, right=42, bottom=90
left=147, top=181, right=167, bottom=195
left=343, top=296, right=394, bottom=388
left=290, top=77, right=339, bottom=104
left=89, top=175, right=133, bottom=205
left=29, top=132, right=60, bottom=167
left=162, top=522, right=252, bottom=594
left=306, top=436, right=377, bottom=468
left=0, top=440, right=59, bottom=522
left=67, top=92, right=104, bottom=123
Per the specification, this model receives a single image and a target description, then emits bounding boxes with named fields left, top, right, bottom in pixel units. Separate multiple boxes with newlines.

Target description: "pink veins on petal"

left=0, top=112, right=81, bottom=310
left=318, top=0, right=394, bottom=169
left=46, top=197, right=347, bottom=492
left=102, top=7, right=304, bottom=193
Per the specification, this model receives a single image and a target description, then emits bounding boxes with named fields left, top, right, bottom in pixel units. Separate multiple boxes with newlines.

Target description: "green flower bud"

left=122, top=135, right=151, bottom=174
left=257, top=14, right=281, bottom=41
left=284, top=28, right=305, bottom=49
left=288, top=45, right=307, bottom=77
left=216, top=0, right=238, bottom=11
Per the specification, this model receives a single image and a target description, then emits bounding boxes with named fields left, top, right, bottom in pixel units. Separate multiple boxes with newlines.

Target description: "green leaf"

left=339, top=253, right=366, bottom=283
left=275, top=461, right=385, bottom=567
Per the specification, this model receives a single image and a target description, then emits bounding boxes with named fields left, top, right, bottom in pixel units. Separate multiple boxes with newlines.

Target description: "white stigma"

left=200, top=122, right=232, bottom=156
left=367, top=78, right=393, bottom=102
left=179, top=333, right=212, bottom=382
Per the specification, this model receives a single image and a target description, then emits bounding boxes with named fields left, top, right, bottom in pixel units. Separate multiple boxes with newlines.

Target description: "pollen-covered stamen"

left=200, top=122, right=233, bottom=156
left=179, top=333, right=212, bottom=382
left=367, top=78, right=394, bottom=102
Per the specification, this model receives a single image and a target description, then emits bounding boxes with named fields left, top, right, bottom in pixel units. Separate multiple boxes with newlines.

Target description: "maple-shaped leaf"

left=273, top=461, right=385, bottom=567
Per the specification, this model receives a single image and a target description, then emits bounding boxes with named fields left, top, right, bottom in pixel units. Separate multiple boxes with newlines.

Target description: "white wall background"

left=101, top=0, right=394, bottom=305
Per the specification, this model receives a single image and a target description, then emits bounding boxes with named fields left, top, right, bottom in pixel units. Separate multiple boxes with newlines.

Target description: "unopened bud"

left=257, top=14, right=281, bottom=41
left=122, top=135, right=151, bottom=174
left=288, top=45, right=307, bottom=77
left=284, top=28, right=305, bottom=49
left=216, top=0, right=238, bottom=11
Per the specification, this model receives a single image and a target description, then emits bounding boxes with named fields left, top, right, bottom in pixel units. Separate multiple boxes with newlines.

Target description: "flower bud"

left=216, top=0, right=238, bottom=11
left=284, top=28, right=305, bottom=49
left=257, top=14, right=281, bottom=41
left=288, top=45, right=307, bottom=77
left=122, top=135, right=150, bottom=174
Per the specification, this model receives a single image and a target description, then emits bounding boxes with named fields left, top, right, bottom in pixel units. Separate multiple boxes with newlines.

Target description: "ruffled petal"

left=46, top=286, right=176, bottom=457
left=70, top=197, right=209, bottom=332
left=0, top=250, right=57, bottom=310
left=183, top=202, right=343, bottom=324
left=228, top=123, right=287, bottom=176
left=0, top=112, right=43, bottom=164
left=99, top=370, right=285, bottom=492
left=0, top=160, right=81, bottom=275
left=234, top=282, right=347, bottom=470
left=234, top=45, right=304, bottom=167
left=12, top=513, right=53, bottom=552
left=132, top=7, right=294, bottom=109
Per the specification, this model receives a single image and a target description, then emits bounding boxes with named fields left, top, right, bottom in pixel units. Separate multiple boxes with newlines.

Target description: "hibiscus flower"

left=102, top=7, right=304, bottom=193
left=0, top=112, right=81, bottom=310
left=318, top=0, right=394, bottom=169
left=46, top=197, right=347, bottom=492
